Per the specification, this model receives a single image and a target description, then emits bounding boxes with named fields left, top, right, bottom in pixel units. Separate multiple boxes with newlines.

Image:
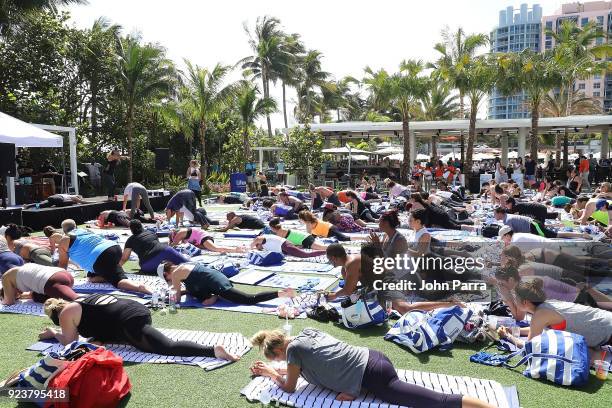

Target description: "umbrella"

left=322, top=146, right=373, bottom=155
left=374, top=146, right=402, bottom=155
left=350, top=155, right=369, bottom=161
left=384, top=153, right=430, bottom=163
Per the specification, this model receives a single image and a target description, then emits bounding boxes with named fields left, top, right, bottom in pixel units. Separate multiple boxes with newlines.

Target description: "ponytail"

left=515, top=279, right=546, bottom=305
left=251, top=329, right=287, bottom=359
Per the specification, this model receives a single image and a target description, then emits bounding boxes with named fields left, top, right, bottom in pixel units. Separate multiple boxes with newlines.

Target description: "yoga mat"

left=245, top=262, right=337, bottom=274
left=0, top=300, right=45, bottom=317
left=28, top=329, right=250, bottom=371
left=73, top=274, right=169, bottom=295
left=241, top=369, right=519, bottom=408
left=230, top=270, right=337, bottom=291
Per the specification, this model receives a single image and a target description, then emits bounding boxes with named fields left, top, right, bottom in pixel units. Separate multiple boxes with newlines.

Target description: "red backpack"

left=45, top=348, right=131, bottom=408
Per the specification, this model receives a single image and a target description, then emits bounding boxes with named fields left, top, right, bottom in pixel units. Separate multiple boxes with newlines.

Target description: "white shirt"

left=511, top=233, right=549, bottom=244
left=16, top=264, right=63, bottom=294
left=124, top=182, right=144, bottom=196
left=262, top=234, right=286, bottom=253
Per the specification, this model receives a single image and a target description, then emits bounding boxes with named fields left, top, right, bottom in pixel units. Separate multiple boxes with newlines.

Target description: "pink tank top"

left=187, top=228, right=210, bottom=245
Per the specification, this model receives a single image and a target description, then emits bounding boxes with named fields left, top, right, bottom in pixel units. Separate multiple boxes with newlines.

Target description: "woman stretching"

left=251, top=235, right=326, bottom=258
left=39, top=294, right=239, bottom=361
left=298, top=210, right=351, bottom=241
left=493, top=266, right=612, bottom=321
left=159, top=262, right=295, bottom=306
left=169, top=227, right=246, bottom=253
left=1, top=263, right=77, bottom=305
left=120, top=220, right=188, bottom=275
left=4, top=223, right=54, bottom=266
left=345, top=190, right=379, bottom=222
left=0, top=237, right=23, bottom=274
left=497, top=280, right=612, bottom=357
left=268, top=218, right=327, bottom=250
left=57, top=220, right=150, bottom=295
left=250, top=328, right=493, bottom=408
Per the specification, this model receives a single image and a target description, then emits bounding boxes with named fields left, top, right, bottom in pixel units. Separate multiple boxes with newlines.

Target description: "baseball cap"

left=498, top=225, right=513, bottom=239
left=157, top=264, right=166, bottom=280
left=595, top=199, right=609, bottom=211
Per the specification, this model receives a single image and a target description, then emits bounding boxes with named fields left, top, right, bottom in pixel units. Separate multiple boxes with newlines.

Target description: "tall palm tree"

left=180, top=60, right=237, bottom=178
left=496, top=50, right=561, bottom=161
left=541, top=89, right=602, bottom=163
left=235, top=81, right=277, bottom=158
left=453, top=55, right=497, bottom=172
left=295, top=50, right=329, bottom=122
left=241, top=16, right=287, bottom=136
left=388, top=60, right=429, bottom=184
left=277, top=33, right=305, bottom=129
left=363, top=66, right=392, bottom=113
left=418, top=78, right=459, bottom=159
left=0, top=0, right=87, bottom=36
left=117, top=37, right=175, bottom=181
left=430, top=27, right=488, bottom=162
left=81, top=17, right=121, bottom=142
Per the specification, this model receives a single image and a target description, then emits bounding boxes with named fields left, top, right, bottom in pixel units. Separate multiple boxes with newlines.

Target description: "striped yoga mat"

left=241, top=369, right=519, bottom=408
left=28, top=329, right=250, bottom=371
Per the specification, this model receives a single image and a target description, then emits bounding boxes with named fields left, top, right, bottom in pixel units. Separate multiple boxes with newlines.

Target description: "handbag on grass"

left=341, top=289, right=387, bottom=329
left=385, top=306, right=473, bottom=353
left=470, top=329, right=590, bottom=386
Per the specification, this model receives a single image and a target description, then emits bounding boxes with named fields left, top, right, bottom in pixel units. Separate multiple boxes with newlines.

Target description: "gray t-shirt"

left=504, top=213, right=533, bottom=233
left=538, top=300, right=612, bottom=348
left=286, top=328, right=369, bottom=397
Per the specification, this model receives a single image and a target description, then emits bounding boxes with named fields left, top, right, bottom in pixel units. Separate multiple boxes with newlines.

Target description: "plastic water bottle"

left=168, top=289, right=177, bottom=313
left=260, top=390, right=271, bottom=406
left=151, top=290, right=159, bottom=309
left=35, top=202, right=40, bottom=209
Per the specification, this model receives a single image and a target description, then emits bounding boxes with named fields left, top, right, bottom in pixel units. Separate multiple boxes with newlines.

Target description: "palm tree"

left=180, top=60, right=237, bottom=178
left=323, top=76, right=359, bottom=122
left=235, top=81, right=277, bottom=158
left=418, top=78, right=459, bottom=158
left=496, top=50, right=561, bottom=161
left=363, top=66, right=392, bottom=113
left=241, top=16, right=287, bottom=136
left=0, top=0, right=87, bottom=36
left=430, top=27, right=488, bottom=162
left=277, top=33, right=305, bottom=129
left=541, top=89, right=601, bottom=163
left=80, top=17, right=121, bottom=142
left=295, top=50, right=329, bottom=122
left=453, top=55, right=496, bottom=172
left=388, top=60, right=430, bottom=184
left=117, top=37, right=175, bottom=181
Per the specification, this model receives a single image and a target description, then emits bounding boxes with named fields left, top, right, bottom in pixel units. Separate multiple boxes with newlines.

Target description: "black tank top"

left=238, top=215, right=265, bottom=229
left=77, top=294, right=150, bottom=341
left=107, top=210, right=129, bottom=226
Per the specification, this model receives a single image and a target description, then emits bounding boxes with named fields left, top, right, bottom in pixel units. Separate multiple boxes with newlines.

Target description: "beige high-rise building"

left=541, top=1, right=612, bottom=111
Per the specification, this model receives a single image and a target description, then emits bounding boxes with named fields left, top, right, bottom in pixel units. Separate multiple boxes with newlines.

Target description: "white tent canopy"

left=350, top=154, right=369, bottom=161
left=322, top=146, right=373, bottom=155
left=374, top=146, right=402, bottom=155
left=0, top=112, right=63, bottom=147
left=385, top=153, right=429, bottom=162
left=1, top=112, right=78, bottom=204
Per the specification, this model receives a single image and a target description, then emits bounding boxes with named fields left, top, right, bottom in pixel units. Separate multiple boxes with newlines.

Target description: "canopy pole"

left=69, top=129, right=78, bottom=194
left=61, top=144, right=67, bottom=193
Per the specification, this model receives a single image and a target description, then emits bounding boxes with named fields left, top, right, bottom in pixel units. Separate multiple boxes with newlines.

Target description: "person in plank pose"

left=268, top=218, right=327, bottom=250
left=169, top=227, right=246, bottom=253
left=250, top=234, right=326, bottom=258
left=1, top=264, right=78, bottom=305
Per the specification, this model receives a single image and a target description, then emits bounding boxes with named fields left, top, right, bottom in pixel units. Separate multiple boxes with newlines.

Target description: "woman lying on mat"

left=492, top=266, right=612, bottom=320
left=57, top=219, right=150, bottom=295
left=119, top=220, right=188, bottom=275
left=268, top=218, right=327, bottom=251
left=39, top=294, right=239, bottom=361
left=250, top=234, right=326, bottom=258
left=497, top=279, right=612, bottom=354
left=500, top=245, right=587, bottom=283
left=322, top=207, right=367, bottom=232
left=250, top=328, right=494, bottom=408
left=298, top=210, right=352, bottom=241
left=344, top=190, right=379, bottom=223
left=169, top=227, right=246, bottom=253
left=158, top=261, right=295, bottom=306
left=218, top=212, right=265, bottom=232
left=0, top=237, right=24, bottom=274
left=4, top=223, right=55, bottom=266
left=1, top=263, right=77, bottom=305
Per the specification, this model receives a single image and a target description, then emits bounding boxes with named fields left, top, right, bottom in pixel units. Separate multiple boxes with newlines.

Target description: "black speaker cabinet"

left=0, top=143, right=16, bottom=177
left=155, top=148, right=169, bottom=170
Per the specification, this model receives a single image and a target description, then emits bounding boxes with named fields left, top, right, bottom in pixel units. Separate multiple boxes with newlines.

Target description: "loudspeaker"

left=154, top=148, right=169, bottom=170
left=0, top=143, right=16, bottom=177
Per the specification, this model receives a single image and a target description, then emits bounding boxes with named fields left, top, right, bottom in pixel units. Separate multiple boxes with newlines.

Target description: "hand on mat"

left=497, top=326, right=509, bottom=339
left=214, top=345, right=240, bottom=362
left=202, top=295, right=219, bottom=306
left=250, top=361, right=277, bottom=378
left=39, top=327, right=56, bottom=340
left=335, top=392, right=356, bottom=402
left=278, top=288, right=296, bottom=298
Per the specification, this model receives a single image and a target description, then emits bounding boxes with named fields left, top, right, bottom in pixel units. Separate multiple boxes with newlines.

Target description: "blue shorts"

left=526, top=175, right=535, bottom=181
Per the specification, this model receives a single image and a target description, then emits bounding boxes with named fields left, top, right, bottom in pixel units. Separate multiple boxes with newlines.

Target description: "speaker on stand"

left=155, top=148, right=170, bottom=191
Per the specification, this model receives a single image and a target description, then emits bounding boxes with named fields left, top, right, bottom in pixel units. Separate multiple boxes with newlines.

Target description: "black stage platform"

left=0, top=207, right=23, bottom=226
left=20, top=195, right=170, bottom=230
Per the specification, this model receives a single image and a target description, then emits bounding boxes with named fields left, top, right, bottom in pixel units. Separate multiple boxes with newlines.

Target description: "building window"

left=579, top=83, right=586, bottom=90
left=545, top=21, right=552, bottom=30
left=594, top=91, right=601, bottom=97
left=597, top=16, right=604, bottom=26
left=597, top=37, right=604, bottom=45
left=582, top=17, right=589, bottom=26
left=595, top=73, right=602, bottom=80
left=594, top=82, right=601, bottom=89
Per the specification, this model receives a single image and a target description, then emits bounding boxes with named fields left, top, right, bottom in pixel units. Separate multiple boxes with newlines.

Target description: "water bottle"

left=168, top=288, right=177, bottom=313
left=151, top=290, right=159, bottom=309
left=35, top=202, right=40, bottom=209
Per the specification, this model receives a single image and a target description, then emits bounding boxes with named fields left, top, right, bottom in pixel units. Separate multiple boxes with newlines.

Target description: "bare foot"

left=214, top=345, right=240, bottom=361
left=278, top=288, right=296, bottom=298
left=202, top=295, right=219, bottom=306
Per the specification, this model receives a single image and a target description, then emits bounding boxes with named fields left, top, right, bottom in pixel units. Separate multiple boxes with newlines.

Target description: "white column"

left=602, top=129, right=609, bottom=159
left=258, top=149, right=263, bottom=171
left=69, top=129, right=79, bottom=194
left=518, top=128, right=527, bottom=159
left=409, top=130, right=416, bottom=166
left=7, top=176, right=15, bottom=206
left=501, top=132, right=509, bottom=166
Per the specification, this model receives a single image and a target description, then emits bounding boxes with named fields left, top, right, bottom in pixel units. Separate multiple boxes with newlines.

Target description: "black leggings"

left=361, top=350, right=462, bottom=408
left=190, top=189, right=203, bottom=207
left=328, top=226, right=350, bottom=241
left=219, top=288, right=278, bottom=305
left=359, top=209, right=379, bottom=223
left=195, top=208, right=219, bottom=226
left=122, top=315, right=214, bottom=357
left=103, top=173, right=115, bottom=198
left=91, top=245, right=127, bottom=287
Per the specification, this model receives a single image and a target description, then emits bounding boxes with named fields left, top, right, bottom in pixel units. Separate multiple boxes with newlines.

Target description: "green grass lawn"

left=0, top=209, right=610, bottom=407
